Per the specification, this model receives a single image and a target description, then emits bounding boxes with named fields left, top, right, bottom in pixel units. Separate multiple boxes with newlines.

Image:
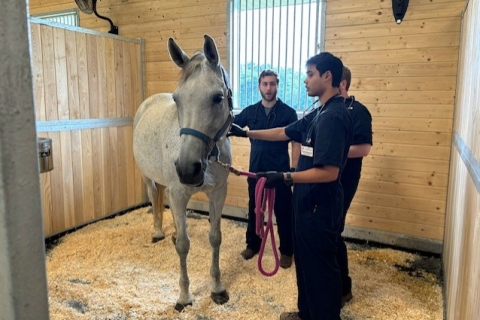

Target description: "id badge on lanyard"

left=301, top=145, right=313, bottom=157
left=302, top=106, right=322, bottom=158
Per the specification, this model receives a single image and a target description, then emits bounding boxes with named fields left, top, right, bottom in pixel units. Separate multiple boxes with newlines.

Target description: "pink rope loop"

left=255, top=177, right=280, bottom=277
left=221, top=163, right=280, bottom=276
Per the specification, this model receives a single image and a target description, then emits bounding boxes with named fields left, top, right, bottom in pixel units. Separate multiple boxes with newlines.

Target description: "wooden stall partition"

left=30, top=18, right=146, bottom=237
left=443, top=0, right=480, bottom=319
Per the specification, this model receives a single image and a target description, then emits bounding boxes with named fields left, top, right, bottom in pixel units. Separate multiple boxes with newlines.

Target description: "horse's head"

left=168, top=35, right=233, bottom=187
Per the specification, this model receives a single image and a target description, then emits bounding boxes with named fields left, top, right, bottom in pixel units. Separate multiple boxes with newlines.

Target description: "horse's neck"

left=216, top=137, right=232, bottom=164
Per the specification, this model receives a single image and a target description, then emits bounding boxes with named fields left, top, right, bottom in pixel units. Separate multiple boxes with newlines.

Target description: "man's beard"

left=261, top=91, right=277, bottom=102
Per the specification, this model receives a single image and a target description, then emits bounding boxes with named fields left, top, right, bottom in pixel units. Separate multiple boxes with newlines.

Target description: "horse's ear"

left=168, top=38, right=190, bottom=68
left=204, top=35, right=220, bottom=67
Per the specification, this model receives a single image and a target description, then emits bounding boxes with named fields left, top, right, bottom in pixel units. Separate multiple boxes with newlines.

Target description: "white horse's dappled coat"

left=133, top=35, right=232, bottom=311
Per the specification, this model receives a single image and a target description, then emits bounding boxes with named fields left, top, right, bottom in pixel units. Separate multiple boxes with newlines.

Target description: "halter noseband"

left=179, top=67, right=233, bottom=161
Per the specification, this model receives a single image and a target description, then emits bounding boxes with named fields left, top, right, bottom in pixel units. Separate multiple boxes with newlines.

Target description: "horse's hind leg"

left=207, top=185, right=229, bottom=305
left=143, top=176, right=165, bottom=242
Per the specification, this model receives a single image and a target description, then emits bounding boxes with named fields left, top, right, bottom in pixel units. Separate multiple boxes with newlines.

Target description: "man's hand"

left=227, top=123, right=248, bottom=138
left=257, top=171, right=284, bottom=188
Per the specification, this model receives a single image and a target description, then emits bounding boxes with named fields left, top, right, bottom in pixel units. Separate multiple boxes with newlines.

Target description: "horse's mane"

left=179, top=51, right=226, bottom=84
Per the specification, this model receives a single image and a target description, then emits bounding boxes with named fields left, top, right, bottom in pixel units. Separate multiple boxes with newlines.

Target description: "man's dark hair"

left=305, top=52, right=343, bottom=87
left=342, top=66, right=351, bottom=91
left=258, top=69, right=279, bottom=84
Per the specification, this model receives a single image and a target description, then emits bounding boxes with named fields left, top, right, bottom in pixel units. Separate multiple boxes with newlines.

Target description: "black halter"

left=179, top=67, right=233, bottom=161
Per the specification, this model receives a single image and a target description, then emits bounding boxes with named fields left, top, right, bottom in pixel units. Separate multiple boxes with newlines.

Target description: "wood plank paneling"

left=324, top=0, right=463, bottom=245
left=325, top=16, right=462, bottom=40
left=326, top=1, right=464, bottom=27
left=30, top=20, right=145, bottom=236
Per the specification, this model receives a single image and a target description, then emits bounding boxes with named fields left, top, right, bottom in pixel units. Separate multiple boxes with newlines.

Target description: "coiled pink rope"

left=221, top=164, right=280, bottom=276
left=254, top=177, right=280, bottom=276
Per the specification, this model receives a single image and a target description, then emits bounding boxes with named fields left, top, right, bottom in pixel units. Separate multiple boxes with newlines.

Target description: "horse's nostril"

left=192, top=162, right=202, bottom=177
left=175, top=159, right=204, bottom=186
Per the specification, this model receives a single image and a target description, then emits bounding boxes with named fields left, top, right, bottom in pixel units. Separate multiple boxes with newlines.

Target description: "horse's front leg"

left=207, top=184, right=229, bottom=305
left=169, top=194, right=193, bottom=312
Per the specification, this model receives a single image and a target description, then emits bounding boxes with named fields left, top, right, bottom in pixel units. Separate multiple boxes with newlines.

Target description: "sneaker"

left=240, top=248, right=258, bottom=260
left=279, top=312, right=301, bottom=320
left=279, top=254, right=293, bottom=269
left=341, top=291, right=353, bottom=308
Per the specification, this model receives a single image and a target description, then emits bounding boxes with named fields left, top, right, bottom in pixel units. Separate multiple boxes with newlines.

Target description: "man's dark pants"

left=338, top=175, right=360, bottom=296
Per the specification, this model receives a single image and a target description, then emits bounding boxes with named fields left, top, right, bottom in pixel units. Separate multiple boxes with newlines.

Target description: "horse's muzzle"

left=174, top=159, right=205, bottom=187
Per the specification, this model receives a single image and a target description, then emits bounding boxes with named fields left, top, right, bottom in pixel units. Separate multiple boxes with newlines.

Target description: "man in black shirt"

left=338, top=66, right=373, bottom=307
left=229, top=52, right=353, bottom=320
left=232, top=70, right=299, bottom=268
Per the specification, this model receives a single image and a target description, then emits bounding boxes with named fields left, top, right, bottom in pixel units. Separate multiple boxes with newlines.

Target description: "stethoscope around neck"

left=252, top=101, right=276, bottom=126
left=304, top=94, right=343, bottom=146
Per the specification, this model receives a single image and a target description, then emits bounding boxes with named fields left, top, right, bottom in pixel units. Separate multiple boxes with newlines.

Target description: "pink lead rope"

left=254, top=177, right=280, bottom=276
left=219, top=162, right=280, bottom=276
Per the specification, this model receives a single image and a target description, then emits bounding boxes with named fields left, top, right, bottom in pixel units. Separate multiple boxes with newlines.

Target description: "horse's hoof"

left=211, top=290, right=229, bottom=305
left=151, top=235, right=165, bottom=243
left=174, top=302, right=192, bottom=312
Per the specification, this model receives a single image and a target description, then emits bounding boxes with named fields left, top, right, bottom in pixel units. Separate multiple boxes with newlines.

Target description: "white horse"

left=133, top=35, right=232, bottom=311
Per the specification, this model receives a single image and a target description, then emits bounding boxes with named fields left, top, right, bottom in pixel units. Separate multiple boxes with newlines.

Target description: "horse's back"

left=134, top=93, right=175, bottom=128
left=133, top=93, right=179, bottom=186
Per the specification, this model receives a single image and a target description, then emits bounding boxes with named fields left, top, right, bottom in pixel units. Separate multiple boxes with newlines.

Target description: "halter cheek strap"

left=179, top=111, right=233, bottom=159
left=180, top=127, right=216, bottom=150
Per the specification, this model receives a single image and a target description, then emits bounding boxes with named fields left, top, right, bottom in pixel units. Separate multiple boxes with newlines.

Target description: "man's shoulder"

left=328, top=98, right=351, bottom=115
left=348, top=96, right=371, bottom=115
left=277, top=100, right=295, bottom=110
left=236, top=103, right=257, bottom=115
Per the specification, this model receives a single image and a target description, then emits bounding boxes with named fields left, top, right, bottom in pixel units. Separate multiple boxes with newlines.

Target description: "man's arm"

left=246, top=127, right=290, bottom=141
left=257, top=165, right=339, bottom=188
left=290, top=165, right=339, bottom=183
left=348, top=143, right=371, bottom=158
left=291, top=141, right=300, bottom=168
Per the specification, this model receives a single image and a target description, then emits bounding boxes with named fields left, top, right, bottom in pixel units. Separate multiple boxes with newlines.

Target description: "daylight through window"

left=229, top=0, right=325, bottom=110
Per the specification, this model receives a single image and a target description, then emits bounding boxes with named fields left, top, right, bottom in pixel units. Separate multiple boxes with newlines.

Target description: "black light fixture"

left=392, top=0, right=409, bottom=24
left=75, top=0, right=119, bottom=34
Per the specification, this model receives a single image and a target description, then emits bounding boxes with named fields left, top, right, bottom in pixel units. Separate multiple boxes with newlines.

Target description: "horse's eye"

left=212, top=94, right=224, bottom=104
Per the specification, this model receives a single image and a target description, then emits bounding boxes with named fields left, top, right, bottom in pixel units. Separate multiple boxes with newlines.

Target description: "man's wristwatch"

left=285, top=172, right=294, bottom=186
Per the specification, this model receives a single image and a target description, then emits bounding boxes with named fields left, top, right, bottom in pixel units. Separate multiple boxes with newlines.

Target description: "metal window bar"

left=283, top=1, right=290, bottom=104
left=32, top=9, right=79, bottom=27
left=297, top=0, right=304, bottom=110
left=230, top=0, right=323, bottom=111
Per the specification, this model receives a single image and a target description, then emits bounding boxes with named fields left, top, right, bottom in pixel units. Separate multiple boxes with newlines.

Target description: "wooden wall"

left=29, top=0, right=229, bottom=99
left=323, top=0, right=464, bottom=252
left=30, top=19, right=145, bottom=237
left=443, top=0, right=480, bottom=318
left=29, top=0, right=464, bottom=252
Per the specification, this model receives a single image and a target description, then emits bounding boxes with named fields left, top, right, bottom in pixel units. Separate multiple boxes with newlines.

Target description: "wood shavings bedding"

left=46, top=206, right=443, bottom=320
